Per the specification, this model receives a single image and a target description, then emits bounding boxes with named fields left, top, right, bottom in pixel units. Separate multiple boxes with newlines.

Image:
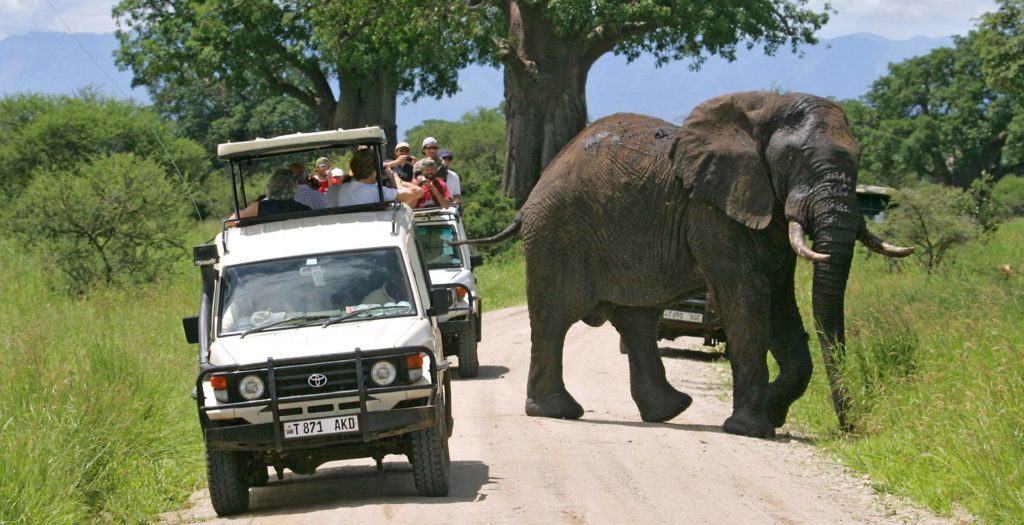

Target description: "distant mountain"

left=1, top=31, right=952, bottom=136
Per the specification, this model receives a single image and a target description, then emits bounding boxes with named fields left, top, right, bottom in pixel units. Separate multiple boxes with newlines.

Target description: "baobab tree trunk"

left=336, top=68, right=400, bottom=148
left=501, top=1, right=593, bottom=205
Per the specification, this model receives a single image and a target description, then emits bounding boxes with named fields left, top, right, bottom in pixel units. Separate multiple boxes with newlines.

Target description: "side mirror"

left=428, top=287, right=451, bottom=317
left=182, top=315, right=199, bottom=344
left=470, top=254, right=484, bottom=268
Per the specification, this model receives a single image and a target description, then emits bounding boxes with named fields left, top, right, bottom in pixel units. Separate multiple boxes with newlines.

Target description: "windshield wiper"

left=321, top=305, right=398, bottom=328
left=241, top=314, right=330, bottom=338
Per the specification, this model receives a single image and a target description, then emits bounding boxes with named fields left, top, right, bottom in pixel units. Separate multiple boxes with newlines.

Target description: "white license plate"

left=283, top=415, right=359, bottom=439
left=662, top=309, right=703, bottom=323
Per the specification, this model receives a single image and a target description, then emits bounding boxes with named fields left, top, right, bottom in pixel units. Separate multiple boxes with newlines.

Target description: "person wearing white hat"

left=384, top=141, right=416, bottom=183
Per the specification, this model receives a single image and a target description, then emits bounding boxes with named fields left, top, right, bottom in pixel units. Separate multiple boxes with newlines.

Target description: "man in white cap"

left=384, top=141, right=416, bottom=183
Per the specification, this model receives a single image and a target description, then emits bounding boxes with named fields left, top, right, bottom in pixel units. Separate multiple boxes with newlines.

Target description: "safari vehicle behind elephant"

left=413, top=207, right=484, bottom=378
left=182, top=128, right=457, bottom=517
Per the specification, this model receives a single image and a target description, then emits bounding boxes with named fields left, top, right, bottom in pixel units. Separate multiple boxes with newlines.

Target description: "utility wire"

left=44, top=0, right=205, bottom=221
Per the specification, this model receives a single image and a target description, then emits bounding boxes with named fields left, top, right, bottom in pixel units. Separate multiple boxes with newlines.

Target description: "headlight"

left=238, top=374, right=266, bottom=400
left=370, top=360, right=398, bottom=386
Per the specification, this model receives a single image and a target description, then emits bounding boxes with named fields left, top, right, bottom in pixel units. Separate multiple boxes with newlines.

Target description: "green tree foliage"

left=467, top=0, right=829, bottom=203
left=6, top=153, right=189, bottom=293
left=148, top=79, right=318, bottom=156
left=0, top=92, right=209, bottom=211
left=841, top=33, right=1022, bottom=188
left=405, top=107, right=517, bottom=254
left=881, top=184, right=983, bottom=273
left=993, top=175, right=1024, bottom=216
left=114, top=0, right=488, bottom=148
left=976, top=0, right=1024, bottom=99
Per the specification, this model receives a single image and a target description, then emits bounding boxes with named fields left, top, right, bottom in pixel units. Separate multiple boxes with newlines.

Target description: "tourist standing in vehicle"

left=328, top=149, right=422, bottom=207
left=229, top=168, right=312, bottom=220
left=312, top=157, right=331, bottom=193
left=288, top=163, right=326, bottom=209
left=413, top=158, right=451, bottom=208
left=438, top=148, right=462, bottom=210
left=384, top=141, right=416, bottom=183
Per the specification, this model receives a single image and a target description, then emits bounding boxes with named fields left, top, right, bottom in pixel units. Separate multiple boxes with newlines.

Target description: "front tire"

left=457, top=329, right=479, bottom=378
left=408, top=388, right=451, bottom=496
left=206, top=449, right=250, bottom=516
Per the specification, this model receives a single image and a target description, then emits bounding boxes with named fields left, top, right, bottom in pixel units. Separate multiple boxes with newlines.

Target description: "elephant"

left=457, top=91, right=911, bottom=438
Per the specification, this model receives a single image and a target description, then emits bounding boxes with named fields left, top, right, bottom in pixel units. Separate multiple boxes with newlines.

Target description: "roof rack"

left=217, top=127, right=386, bottom=160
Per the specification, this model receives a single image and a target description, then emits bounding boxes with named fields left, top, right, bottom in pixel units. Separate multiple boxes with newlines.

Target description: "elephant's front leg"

left=713, top=284, right=776, bottom=439
left=610, top=307, right=693, bottom=422
left=766, top=272, right=813, bottom=427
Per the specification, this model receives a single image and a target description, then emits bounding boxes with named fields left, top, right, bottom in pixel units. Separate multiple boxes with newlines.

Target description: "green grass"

left=0, top=222, right=219, bottom=523
left=474, top=241, right=527, bottom=310
left=787, top=218, right=1024, bottom=523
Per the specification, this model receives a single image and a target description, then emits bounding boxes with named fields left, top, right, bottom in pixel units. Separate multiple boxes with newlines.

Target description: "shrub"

left=881, top=184, right=982, bottom=273
left=6, top=153, right=189, bottom=293
left=0, top=91, right=211, bottom=216
left=993, top=175, right=1024, bottom=216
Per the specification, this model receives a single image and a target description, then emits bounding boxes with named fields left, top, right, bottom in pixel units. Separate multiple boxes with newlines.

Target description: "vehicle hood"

left=209, top=316, right=436, bottom=366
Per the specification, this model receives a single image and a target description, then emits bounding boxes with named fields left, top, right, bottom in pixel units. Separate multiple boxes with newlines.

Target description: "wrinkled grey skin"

left=461, top=91, right=909, bottom=438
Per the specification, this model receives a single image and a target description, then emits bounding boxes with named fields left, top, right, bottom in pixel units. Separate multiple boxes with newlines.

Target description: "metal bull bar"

left=196, top=346, right=444, bottom=451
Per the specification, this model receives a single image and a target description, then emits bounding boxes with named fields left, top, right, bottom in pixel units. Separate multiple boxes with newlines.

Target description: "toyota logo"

left=307, top=373, right=328, bottom=388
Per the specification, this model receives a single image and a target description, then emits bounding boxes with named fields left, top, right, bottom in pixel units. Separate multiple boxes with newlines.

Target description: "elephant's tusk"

left=858, top=226, right=914, bottom=258
left=788, top=221, right=830, bottom=262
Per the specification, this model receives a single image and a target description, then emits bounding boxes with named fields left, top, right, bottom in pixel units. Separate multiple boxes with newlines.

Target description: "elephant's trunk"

left=808, top=193, right=859, bottom=431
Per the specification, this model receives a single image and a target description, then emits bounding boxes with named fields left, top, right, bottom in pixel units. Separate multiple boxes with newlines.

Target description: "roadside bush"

left=993, top=174, right=1024, bottom=216
left=881, top=184, right=982, bottom=273
left=0, top=91, right=211, bottom=216
left=6, top=153, right=189, bottom=293
left=954, top=172, right=1008, bottom=233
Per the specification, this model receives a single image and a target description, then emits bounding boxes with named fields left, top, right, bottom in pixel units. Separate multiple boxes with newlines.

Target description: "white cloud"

left=0, top=0, right=116, bottom=40
left=810, top=0, right=998, bottom=39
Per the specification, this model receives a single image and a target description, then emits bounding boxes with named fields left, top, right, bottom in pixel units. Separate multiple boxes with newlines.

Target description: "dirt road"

left=169, top=306, right=949, bottom=524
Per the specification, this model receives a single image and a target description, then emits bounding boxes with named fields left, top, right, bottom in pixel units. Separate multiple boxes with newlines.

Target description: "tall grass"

left=788, top=219, right=1024, bottom=522
left=0, top=224, right=217, bottom=523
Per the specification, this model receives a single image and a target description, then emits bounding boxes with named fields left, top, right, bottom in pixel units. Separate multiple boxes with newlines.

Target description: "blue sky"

left=0, top=0, right=1000, bottom=41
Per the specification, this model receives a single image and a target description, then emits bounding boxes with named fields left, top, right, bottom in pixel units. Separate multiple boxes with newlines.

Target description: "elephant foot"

left=765, top=402, right=791, bottom=428
left=723, top=413, right=776, bottom=439
left=525, top=390, right=584, bottom=420
left=637, top=389, right=693, bottom=423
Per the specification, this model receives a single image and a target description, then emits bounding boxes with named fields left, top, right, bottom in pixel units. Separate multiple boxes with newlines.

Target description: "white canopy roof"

left=217, top=127, right=386, bottom=160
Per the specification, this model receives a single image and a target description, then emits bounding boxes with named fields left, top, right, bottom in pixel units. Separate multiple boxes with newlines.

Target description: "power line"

left=44, top=0, right=205, bottom=222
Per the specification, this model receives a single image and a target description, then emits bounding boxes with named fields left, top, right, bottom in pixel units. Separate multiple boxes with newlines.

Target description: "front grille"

left=274, top=361, right=363, bottom=399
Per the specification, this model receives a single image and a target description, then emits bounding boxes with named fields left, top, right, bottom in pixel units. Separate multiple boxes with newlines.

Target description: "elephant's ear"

left=670, top=96, right=776, bottom=230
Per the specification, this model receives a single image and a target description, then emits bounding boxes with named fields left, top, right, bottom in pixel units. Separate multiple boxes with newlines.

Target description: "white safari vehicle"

left=413, top=208, right=483, bottom=378
left=182, top=128, right=456, bottom=516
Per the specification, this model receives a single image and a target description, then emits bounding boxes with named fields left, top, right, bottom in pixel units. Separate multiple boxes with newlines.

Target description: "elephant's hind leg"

left=525, top=311, right=584, bottom=420
left=611, top=307, right=693, bottom=422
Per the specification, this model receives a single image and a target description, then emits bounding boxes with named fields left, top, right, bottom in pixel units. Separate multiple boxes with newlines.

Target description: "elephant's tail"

left=450, top=212, right=523, bottom=246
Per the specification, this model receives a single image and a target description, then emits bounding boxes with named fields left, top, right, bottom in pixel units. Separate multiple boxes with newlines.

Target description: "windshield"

left=416, top=223, right=463, bottom=270
left=218, top=248, right=415, bottom=336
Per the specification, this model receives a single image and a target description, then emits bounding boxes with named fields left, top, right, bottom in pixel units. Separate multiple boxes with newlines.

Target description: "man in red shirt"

left=412, top=158, right=451, bottom=208
left=312, top=157, right=331, bottom=193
